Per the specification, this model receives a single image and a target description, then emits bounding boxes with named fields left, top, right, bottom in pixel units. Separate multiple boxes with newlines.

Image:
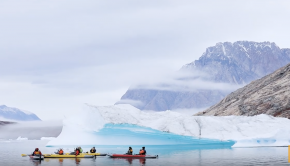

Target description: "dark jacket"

left=90, top=149, right=96, bottom=153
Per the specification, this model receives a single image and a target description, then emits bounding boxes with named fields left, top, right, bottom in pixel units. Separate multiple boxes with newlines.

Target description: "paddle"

left=21, top=154, right=30, bottom=157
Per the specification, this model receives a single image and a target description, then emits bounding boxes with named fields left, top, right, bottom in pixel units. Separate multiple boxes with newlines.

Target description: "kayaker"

left=126, top=147, right=133, bottom=155
left=90, top=147, right=96, bottom=153
left=32, top=148, right=42, bottom=156
left=75, top=148, right=80, bottom=156
left=139, top=147, right=146, bottom=155
left=59, top=149, right=64, bottom=155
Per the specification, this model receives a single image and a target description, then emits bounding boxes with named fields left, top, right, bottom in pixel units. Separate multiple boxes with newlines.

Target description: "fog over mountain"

left=117, top=41, right=290, bottom=111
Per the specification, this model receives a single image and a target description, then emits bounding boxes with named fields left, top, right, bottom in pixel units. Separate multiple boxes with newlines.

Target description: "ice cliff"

left=47, top=104, right=290, bottom=147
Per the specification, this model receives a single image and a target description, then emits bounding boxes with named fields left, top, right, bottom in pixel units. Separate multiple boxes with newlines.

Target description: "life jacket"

left=34, top=151, right=42, bottom=155
left=75, top=149, right=80, bottom=156
left=90, top=149, right=96, bottom=153
left=139, top=150, right=145, bottom=155
left=127, top=149, right=133, bottom=154
left=59, top=150, right=63, bottom=155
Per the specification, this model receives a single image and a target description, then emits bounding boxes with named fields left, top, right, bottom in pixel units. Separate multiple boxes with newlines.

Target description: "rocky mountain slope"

left=0, top=105, right=41, bottom=121
left=118, top=41, right=290, bottom=111
left=195, top=63, right=290, bottom=119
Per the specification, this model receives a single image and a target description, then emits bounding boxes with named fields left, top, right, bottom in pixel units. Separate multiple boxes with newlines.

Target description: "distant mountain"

left=117, top=41, right=290, bottom=111
left=195, top=63, right=290, bottom=119
left=0, top=105, right=41, bottom=121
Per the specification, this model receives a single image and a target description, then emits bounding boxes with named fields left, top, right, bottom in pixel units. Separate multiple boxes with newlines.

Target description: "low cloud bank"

left=129, top=70, right=244, bottom=92
left=0, top=120, right=62, bottom=140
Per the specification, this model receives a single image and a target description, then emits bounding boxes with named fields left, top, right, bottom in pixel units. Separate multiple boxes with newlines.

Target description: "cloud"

left=0, top=0, right=289, bottom=120
left=129, top=69, right=244, bottom=92
left=0, top=120, right=62, bottom=139
left=115, top=99, right=144, bottom=109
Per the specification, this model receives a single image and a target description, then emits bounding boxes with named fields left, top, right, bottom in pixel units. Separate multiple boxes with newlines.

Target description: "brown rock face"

left=195, top=63, right=290, bottom=119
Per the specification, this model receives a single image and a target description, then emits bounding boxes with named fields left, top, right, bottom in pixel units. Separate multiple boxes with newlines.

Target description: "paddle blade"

left=21, top=154, right=28, bottom=157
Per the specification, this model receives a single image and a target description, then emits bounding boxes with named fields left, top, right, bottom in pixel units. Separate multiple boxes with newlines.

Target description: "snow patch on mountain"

left=0, top=105, right=41, bottom=121
left=118, top=41, right=290, bottom=111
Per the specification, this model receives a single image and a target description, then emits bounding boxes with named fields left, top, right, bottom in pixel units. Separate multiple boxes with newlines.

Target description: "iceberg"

left=47, top=104, right=290, bottom=147
left=40, top=137, right=56, bottom=140
left=16, top=136, right=28, bottom=141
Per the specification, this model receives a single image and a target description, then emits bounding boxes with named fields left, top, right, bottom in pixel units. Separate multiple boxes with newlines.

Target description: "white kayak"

left=29, top=155, right=44, bottom=160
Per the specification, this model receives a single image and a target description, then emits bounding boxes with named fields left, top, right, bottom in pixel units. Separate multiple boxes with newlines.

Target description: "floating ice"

left=40, top=137, right=56, bottom=140
left=47, top=104, right=290, bottom=147
left=16, top=136, right=28, bottom=141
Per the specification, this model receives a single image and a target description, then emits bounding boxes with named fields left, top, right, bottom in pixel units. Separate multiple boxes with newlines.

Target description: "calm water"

left=0, top=140, right=289, bottom=166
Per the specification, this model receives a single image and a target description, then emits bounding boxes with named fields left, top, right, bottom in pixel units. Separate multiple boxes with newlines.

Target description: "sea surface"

left=0, top=140, right=289, bottom=166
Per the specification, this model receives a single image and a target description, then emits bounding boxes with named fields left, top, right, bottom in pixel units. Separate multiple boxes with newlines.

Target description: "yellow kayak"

left=43, top=153, right=106, bottom=158
left=83, top=153, right=107, bottom=156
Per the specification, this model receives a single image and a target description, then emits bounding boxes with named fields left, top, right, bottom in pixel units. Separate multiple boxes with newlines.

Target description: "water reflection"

left=58, top=159, right=63, bottom=166
left=139, top=159, right=146, bottom=165
left=75, top=158, right=81, bottom=165
left=30, top=160, right=41, bottom=166
left=116, top=158, right=147, bottom=165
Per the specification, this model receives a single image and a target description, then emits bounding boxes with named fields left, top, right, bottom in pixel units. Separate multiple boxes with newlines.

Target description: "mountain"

left=0, top=105, right=41, bottom=121
left=195, top=63, right=290, bottom=118
left=117, top=41, right=290, bottom=111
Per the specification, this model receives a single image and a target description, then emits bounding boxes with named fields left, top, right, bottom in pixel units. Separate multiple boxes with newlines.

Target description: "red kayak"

left=109, top=154, right=158, bottom=159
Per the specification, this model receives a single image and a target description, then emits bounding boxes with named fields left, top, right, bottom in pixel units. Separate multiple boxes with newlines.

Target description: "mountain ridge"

left=0, top=105, right=41, bottom=121
left=117, top=41, right=290, bottom=111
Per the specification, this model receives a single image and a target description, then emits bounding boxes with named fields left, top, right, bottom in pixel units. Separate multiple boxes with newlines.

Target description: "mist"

left=0, top=120, right=62, bottom=140
left=0, top=0, right=290, bottom=120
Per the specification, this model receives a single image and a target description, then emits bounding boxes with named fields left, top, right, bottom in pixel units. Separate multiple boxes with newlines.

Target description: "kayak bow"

left=29, top=155, right=44, bottom=160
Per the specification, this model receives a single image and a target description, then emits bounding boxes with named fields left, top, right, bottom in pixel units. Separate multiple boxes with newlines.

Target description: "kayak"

left=43, top=154, right=95, bottom=158
left=29, top=155, right=44, bottom=160
left=43, top=153, right=106, bottom=158
left=109, top=154, right=158, bottom=159
left=84, top=153, right=107, bottom=156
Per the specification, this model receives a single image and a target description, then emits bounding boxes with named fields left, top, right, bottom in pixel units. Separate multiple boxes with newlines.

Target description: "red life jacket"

left=34, top=151, right=42, bottom=155
left=139, top=150, right=144, bottom=155
left=75, top=149, right=80, bottom=155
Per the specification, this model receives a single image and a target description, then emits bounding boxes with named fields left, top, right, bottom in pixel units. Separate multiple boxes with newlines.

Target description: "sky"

left=0, top=0, right=290, bottom=120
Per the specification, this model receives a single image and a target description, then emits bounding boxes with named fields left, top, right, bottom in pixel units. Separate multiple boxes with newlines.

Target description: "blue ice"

left=90, top=123, right=234, bottom=146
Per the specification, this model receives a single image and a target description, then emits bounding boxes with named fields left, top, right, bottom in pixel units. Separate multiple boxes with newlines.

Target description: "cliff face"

left=118, top=41, right=290, bottom=111
left=195, top=63, right=290, bottom=119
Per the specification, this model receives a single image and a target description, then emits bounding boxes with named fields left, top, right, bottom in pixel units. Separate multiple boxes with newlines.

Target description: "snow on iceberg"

left=16, top=136, right=28, bottom=141
left=40, top=137, right=56, bottom=140
left=47, top=104, right=290, bottom=147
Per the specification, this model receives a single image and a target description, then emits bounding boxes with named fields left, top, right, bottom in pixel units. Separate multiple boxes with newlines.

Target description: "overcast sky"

left=0, top=0, right=290, bottom=120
